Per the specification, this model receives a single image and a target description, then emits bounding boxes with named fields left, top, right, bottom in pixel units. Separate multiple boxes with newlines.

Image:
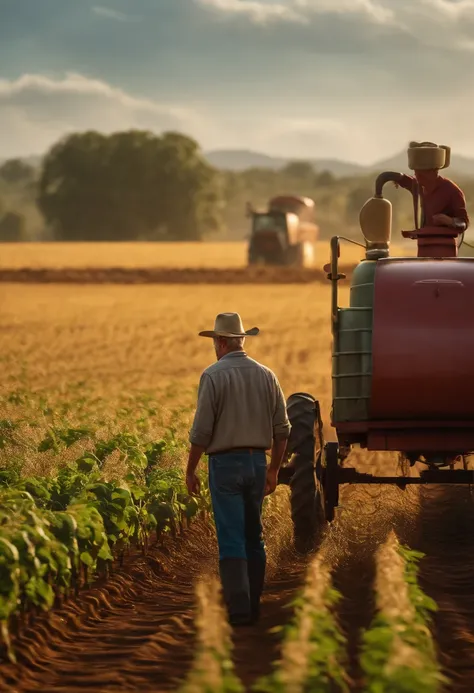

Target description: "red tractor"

left=278, top=146, right=474, bottom=548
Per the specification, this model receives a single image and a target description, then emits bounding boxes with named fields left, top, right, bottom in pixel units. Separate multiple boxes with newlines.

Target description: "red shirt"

left=398, top=174, right=469, bottom=229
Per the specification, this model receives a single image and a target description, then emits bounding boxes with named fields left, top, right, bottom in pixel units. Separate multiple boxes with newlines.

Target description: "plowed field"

left=0, top=265, right=354, bottom=285
left=0, top=271, right=473, bottom=693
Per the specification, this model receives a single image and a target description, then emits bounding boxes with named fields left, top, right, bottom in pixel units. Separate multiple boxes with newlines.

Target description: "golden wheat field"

left=0, top=239, right=409, bottom=269
left=0, top=281, right=345, bottom=434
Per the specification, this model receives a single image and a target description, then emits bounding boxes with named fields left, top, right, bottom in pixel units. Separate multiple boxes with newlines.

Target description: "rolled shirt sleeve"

left=189, top=373, right=216, bottom=448
left=397, top=173, right=416, bottom=191
left=451, top=187, right=470, bottom=229
left=272, top=376, right=291, bottom=441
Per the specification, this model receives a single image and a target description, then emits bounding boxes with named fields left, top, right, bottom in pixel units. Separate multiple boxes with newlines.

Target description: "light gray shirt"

left=189, top=351, right=291, bottom=455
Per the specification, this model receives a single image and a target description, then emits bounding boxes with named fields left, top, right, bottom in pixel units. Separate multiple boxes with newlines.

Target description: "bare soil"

left=0, top=524, right=210, bottom=693
left=414, top=485, right=474, bottom=693
left=328, top=454, right=474, bottom=693
left=0, top=265, right=355, bottom=285
left=232, top=549, right=309, bottom=689
left=0, top=523, right=309, bottom=693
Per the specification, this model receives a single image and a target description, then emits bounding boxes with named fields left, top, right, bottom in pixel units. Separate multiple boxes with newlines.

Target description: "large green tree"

left=38, top=130, right=223, bottom=241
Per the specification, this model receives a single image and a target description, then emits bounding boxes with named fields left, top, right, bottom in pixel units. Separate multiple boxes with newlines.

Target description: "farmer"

left=393, top=141, right=469, bottom=231
left=186, top=312, right=290, bottom=627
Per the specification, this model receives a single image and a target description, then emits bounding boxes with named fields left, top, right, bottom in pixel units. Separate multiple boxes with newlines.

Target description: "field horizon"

left=0, top=239, right=412, bottom=270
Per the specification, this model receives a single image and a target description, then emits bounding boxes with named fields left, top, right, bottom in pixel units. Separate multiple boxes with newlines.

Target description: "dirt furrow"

left=0, top=265, right=354, bottom=285
left=325, top=452, right=474, bottom=692
left=1, top=488, right=307, bottom=693
left=0, top=524, right=213, bottom=693
left=413, top=484, right=474, bottom=692
left=232, top=548, right=309, bottom=689
left=324, top=451, right=422, bottom=690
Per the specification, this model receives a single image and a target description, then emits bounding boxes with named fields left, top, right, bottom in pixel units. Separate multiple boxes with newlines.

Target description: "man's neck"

left=219, top=349, right=245, bottom=361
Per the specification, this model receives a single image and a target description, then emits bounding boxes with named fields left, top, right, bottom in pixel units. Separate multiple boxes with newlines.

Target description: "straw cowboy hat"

left=407, top=141, right=451, bottom=171
left=199, top=312, right=259, bottom=338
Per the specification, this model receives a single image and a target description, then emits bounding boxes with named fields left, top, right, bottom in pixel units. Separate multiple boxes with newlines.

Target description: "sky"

left=1, top=0, right=474, bottom=163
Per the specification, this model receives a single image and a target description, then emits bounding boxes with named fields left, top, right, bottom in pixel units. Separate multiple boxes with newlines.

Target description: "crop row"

left=0, top=424, right=211, bottom=662
left=180, top=577, right=244, bottom=693
left=181, top=530, right=444, bottom=693
left=0, top=413, right=287, bottom=669
left=254, top=551, right=349, bottom=693
left=360, top=530, right=445, bottom=692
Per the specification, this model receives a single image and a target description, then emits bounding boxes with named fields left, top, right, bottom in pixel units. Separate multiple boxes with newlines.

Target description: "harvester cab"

left=247, top=195, right=319, bottom=268
left=277, top=142, right=474, bottom=550
left=248, top=209, right=290, bottom=264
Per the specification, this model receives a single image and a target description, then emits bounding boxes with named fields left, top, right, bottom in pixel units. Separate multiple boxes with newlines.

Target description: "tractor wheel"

left=286, top=393, right=324, bottom=552
left=320, top=442, right=339, bottom=522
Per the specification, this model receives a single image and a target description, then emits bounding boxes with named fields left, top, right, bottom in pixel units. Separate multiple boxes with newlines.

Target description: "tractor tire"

left=286, top=393, right=324, bottom=553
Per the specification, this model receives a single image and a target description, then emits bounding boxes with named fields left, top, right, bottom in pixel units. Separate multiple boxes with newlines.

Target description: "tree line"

left=2, top=129, right=474, bottom=243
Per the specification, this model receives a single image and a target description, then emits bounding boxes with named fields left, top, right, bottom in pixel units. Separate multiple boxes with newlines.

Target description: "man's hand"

left=265, top=438, right=287, bottom=497
left=186, top=472, right=201, bottom=496
left=264, top=468, right=278, bottom=496
left=432, top=213, right=453, bottom=227
left=186, top=443, right=206, bottom=496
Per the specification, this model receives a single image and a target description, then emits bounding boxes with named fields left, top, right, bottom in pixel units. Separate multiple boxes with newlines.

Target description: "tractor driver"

left=393, top=141, right=469, bottom=232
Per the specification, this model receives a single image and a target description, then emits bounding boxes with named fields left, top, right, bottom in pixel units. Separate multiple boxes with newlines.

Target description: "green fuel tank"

left=332, top=260, right=376, bottom=422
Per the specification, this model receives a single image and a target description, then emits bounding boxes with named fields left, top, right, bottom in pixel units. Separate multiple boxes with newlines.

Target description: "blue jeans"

left=208, top=450, right=267, bottom=562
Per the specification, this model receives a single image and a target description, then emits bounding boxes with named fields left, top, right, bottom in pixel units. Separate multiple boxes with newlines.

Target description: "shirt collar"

left=422, top=175, right=443, bottom=195
left=220, top=351, right=247, bottom=361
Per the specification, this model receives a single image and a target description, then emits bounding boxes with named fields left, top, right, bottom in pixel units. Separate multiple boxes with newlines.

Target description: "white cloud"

left=195, top=0, right=307, bottom=24
left=296, top=0, right=395, bottom=25
left=0, top=73, right=206, bottom=159
left=2, top=70, right=474, bottom=164
left=195, top=0, right=474, bottom=45
left=388, top=0, right=474, bottom=48
left=92, top=6, right=141, bottom=22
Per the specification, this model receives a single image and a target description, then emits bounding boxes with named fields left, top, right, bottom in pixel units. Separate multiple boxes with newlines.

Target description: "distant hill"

left=204, top=149, right=366, bottom=176
left=204, top=148, right=474, bottom=178
left=373, top=151, right=474, bottom=178
left=203, top=149, right=288, bottom=171
left=3, top=149, right=474, bottom=179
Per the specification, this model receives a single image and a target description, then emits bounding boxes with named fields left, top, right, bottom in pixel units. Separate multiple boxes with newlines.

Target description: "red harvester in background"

left=246, top=195, right=319, bottom=267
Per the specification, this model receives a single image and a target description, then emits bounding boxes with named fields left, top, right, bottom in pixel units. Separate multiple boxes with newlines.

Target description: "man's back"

left=190, top=351, right=290, bottom=455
